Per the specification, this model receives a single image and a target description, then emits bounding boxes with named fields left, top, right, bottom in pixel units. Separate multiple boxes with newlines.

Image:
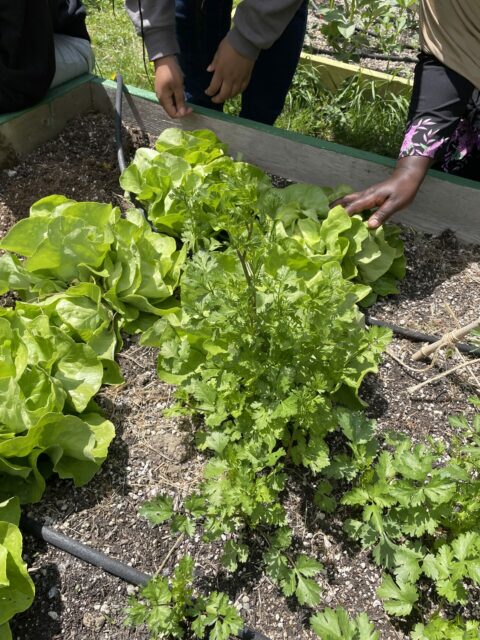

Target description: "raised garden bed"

left=1, top=79, right=479, bottom=640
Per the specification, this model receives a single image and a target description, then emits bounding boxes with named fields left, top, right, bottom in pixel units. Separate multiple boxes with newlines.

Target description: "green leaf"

left=310, top=607, right=379, bottom=640
left=220, top=539, right=249, bottom=572
left=139, top=496, right=174, bottom=525
left=393, top=546, right=424, bottom=584
left=376, top=574, right=418, bottom=617
left=296, top=575, right=322, bottom=607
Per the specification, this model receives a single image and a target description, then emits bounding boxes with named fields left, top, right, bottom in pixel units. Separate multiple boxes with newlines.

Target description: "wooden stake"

left=412, top=317, right=480, bottom=361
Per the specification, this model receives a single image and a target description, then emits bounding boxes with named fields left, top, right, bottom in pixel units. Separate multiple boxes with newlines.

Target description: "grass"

left=83, top=0, right=409, bottom=159
left=83, top=0, right=153, bottom=88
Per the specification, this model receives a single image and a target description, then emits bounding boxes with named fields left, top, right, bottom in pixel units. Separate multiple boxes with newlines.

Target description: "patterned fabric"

left=399, top=53, right=480, bottom=180
left=399, top=114, right=480, bottom=175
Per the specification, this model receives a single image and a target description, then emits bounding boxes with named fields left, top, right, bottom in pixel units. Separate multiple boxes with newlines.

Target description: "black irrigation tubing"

left=114, top=72, right=156, bottom=229
left=366, top=316, right=479, bottom=355
left=21, top=515, right=272, bottom=640
left=114, top=72, right=127, bottom=174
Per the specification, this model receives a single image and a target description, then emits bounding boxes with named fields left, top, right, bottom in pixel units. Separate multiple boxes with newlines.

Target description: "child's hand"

left=154, top=56, right=192, bottom=118
left=205, top=38, right=255, bottom=104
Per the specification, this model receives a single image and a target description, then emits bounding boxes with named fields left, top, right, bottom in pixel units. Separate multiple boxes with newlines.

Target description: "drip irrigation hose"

left=114, top=72, right=127, bottom=174
left=366, top=316, right=479, bottom=355
left=21, top=515, right=272, bottom=640
left=115, top=73, right=155, bottom=229
left=21, top=514, right=151, bottom=586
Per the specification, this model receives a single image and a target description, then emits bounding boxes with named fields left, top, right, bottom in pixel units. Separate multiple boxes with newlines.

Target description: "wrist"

left=393, top=155, right=433, bottom=183
left=154, top=55, right=176, bottom=69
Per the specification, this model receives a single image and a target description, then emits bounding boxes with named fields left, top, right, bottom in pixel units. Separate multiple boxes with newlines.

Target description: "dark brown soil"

left=1, top=113, right=479, bottom=640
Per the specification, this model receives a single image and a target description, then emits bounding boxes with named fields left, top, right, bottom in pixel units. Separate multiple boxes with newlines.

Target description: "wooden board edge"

left=90, top=79, right=480, bottom=245
left=90, top=78, right=480, bottom=193
left=0, top=76, right=96, bottom=168
left=299, top=53, right=413, bottom=96
left=0, top=74, right=96, bottom=126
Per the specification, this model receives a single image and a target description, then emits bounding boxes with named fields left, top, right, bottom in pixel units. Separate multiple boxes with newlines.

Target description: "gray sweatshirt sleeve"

left=124, top=0, right=179, bottom=60
left=228, top=0, right=305, bottom=60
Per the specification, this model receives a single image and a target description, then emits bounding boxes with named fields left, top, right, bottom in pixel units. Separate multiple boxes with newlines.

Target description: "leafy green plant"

left=310, top=606, right=379, bottom=640
left=340, top=399, right=480, bottom=616
left=123, top=127, right=404, bottom=611
left=264, top=528, right=323, bottom=606
left=125, top=556, right=242, bottom=639
left=0, top=198, right=185, bottom=336
left=316, top=0, right=418, bottom=61
left=0, top=309, right=115, bottom=504
left=0, top=498, right=35, bottom=640
left=411, top=615, right=480, bottom=640
left=121, top=128, right=405, bottom=303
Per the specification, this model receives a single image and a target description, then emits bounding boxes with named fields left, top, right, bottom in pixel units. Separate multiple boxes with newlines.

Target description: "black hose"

left=366, top=316, right=479, bottom=355
left=115, top=72, right=127, bottom=174
left=21, top=514, right=151, bottom=586
left=115, top=73, right=156, bottom=229
left=21, top=515, right=272, bottom=640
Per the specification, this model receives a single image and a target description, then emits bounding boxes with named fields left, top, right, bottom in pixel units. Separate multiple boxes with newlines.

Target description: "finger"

left=367, top=198, right=398, bottom=228
left=161, top=91, right=179, bottom=118
left=174, top=86, right=188, bottom=117
left=211, top=81, right=234, bottom=104
left=205, top=70, right=223, bottom=97
left=331, top=192, right=361, bottom=208
left=206, top=52, right=217, bottom=73
left=344, top=192, right=384, bottom=215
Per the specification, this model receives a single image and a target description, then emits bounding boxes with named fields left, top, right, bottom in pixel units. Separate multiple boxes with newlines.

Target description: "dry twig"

left=408, top=358, right=480, bottom=394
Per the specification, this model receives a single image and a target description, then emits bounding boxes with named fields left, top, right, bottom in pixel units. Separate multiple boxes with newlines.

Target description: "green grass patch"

left=83, top=0, right=153, bottom=88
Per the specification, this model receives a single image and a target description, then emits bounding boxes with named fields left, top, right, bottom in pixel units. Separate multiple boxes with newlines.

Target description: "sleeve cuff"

left=143, top=26, right=180, bottom=61
left=226, top=28, right=261, bottom=61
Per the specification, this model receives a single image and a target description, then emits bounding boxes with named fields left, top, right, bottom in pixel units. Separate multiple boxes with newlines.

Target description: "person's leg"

left=50, top=34, right=94, bottom=88
left=239, top=0, right=308, bottom=125
left=175, top=0, right=232, bottom=110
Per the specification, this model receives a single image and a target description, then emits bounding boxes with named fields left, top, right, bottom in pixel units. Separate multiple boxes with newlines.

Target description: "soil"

left=1, top=113, right=479, bottom=640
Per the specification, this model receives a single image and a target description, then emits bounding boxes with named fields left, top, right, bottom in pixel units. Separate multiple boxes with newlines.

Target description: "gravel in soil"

left=1, top=114, right=479, bottom=640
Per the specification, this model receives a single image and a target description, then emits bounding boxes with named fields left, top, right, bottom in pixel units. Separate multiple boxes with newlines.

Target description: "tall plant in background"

left=316, top=0, right=418, bottom=61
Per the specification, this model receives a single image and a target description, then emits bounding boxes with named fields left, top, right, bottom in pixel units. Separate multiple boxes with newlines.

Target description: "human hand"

left=205, top=37, right=255, bottom=104
left=334, top=156, right=432, bottom=229
left=154, top=56, right=192, bottom=118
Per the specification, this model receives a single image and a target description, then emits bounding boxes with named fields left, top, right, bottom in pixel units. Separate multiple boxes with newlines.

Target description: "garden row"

left=0, top=128, right=478, bottom=639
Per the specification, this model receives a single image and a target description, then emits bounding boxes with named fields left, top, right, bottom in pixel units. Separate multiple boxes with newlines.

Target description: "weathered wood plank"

left=0, top=77, right=94, bottom=168
left=300, top=52, right=413, bottom=97
left=92, top=80, right=480, bottom=245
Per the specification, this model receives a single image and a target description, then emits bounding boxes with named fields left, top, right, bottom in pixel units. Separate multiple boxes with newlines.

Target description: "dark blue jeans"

left=175, top=0, right=308, bottom=125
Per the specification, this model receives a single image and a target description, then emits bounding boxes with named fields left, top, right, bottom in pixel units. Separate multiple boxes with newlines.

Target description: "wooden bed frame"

left=0, top=74, right=478, bottom=244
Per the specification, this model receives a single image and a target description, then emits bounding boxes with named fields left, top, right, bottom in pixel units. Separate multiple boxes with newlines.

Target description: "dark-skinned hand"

left=334, top=156, right=433, bottom=228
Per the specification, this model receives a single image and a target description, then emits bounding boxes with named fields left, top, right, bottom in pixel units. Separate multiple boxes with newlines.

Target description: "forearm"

left=228, top=0, right=305, bottom=59
left=124, top=0, right=178, bottom=60
left=392, top=156, right=433, bottom=191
